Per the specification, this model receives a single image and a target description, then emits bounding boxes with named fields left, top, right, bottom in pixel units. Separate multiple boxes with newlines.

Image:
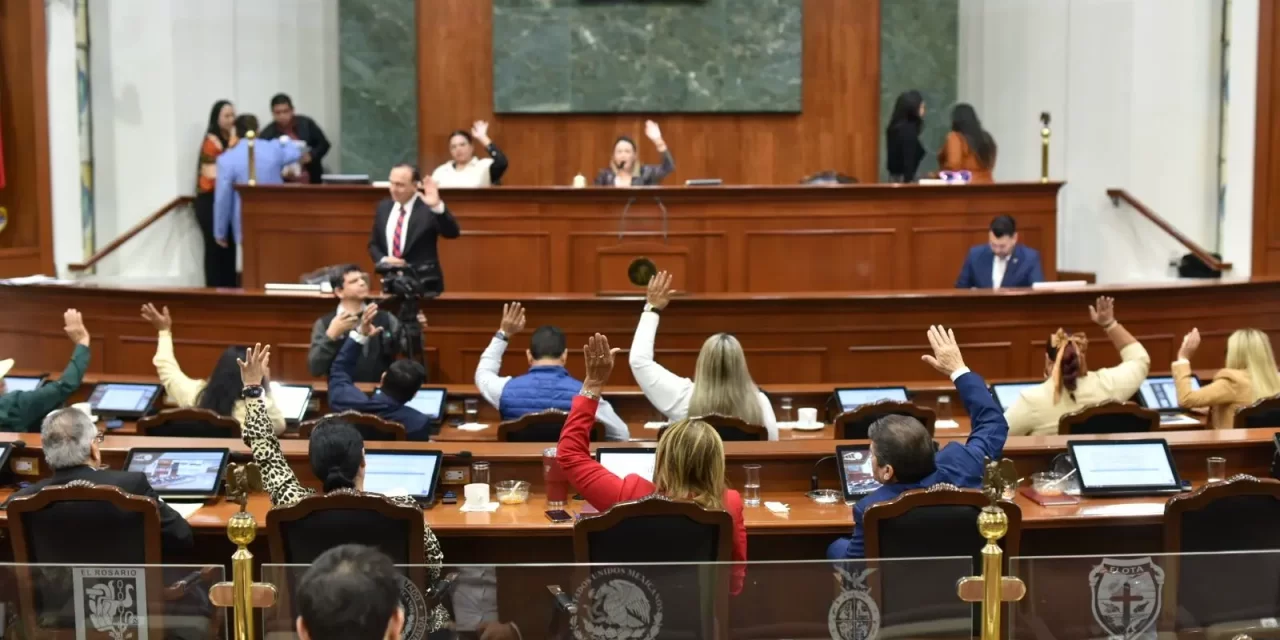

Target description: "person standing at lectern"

left=594, top=120, right=674, bottom=186
left=367, top=164, right=461, bottom=292
left=213, top=114, right=304, bottom=286
left=955, top=215, right=1044, bottom=289
left=258, top=93, right=331, bottom=184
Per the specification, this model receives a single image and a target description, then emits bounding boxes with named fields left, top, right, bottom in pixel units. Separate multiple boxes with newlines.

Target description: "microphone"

left=810, top=455, right=837, bottom=492
left=616, top=196, right=670, bottom=243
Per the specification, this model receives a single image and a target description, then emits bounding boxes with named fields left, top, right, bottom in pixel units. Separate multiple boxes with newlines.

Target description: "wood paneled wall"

left=1255, top=0, right=1280, bottom=275
left=415, top=0, right=881, bottom=186
left=0, top=0, right=54, bottom=276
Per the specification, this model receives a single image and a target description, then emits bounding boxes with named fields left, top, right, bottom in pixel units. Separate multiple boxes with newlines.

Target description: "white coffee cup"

left=71, top=402, right=96, bottom=421
left=464, top=483, right=489, bottom=507
left=798, top=407, right=819, bottom=425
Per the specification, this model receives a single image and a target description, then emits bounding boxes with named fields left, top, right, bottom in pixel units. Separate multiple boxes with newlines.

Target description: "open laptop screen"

left=990, top=382, right=1043, bottom=412
left=596, top=448, right=656, bottom=482
left=124, top=448, right=230, bottom=497
left=1069, top=439, right=1181, bottom=496
left=1138, top=376, right=1200, bottom=411
left=835, top=387, right=909, bottom=412
left=363, top=450, right=444, bottom=502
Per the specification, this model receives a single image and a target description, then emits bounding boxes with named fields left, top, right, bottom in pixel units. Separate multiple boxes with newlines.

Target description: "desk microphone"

left=617, top=196, right=670, bottom=243
left=810, top=455, right=837, bottom=492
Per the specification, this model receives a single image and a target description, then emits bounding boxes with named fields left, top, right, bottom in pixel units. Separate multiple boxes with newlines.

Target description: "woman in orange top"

left=938, top=103, right=997, bottom=184
left=195, top=100, right=238, bottom=287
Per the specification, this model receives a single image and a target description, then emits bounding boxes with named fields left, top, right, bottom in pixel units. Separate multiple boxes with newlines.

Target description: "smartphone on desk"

left=545, top=509, right=573, bottom=524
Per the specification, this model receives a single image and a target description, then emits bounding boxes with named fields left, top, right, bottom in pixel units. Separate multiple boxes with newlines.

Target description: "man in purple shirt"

left=213, top=114, right=304, bottom=264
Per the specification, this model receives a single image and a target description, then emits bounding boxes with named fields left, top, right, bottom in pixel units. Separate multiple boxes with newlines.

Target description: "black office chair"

left=496, top=409, right=607, bottom=442
left=1234, top=395, right=1280, bottom=428
left=137, top=407, right=241, bottom=438
left=299, top=410, right=407, bottom=441
left=1162, top=476, right=1280, bottom=633
left=833, top=401, right=936, bottom=440
left=692, top=413, right=769, bottom=441
left=548, top=495, right=733, bottom=640
left=863, top=485, right=1021, bottom=638
left=1058, top=401, right=1158, bottom=434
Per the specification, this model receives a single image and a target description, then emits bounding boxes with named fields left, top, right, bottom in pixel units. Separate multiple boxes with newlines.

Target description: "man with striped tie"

left=367, top=163, right=461, bottom=290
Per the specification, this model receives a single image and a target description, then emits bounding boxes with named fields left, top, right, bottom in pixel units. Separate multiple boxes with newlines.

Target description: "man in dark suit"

left=7, top=408, right=194, bottom=554
left=955, top=214, right=1044, bottom=289
left=327, top=305, right=434, bottom=440
left=367, top=164, right=461, bottom=292
left=258, top=93, right=331, bottom=184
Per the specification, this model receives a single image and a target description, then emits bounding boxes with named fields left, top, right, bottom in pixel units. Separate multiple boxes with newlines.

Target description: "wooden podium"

left=237, top=182, right=1061, bottom=293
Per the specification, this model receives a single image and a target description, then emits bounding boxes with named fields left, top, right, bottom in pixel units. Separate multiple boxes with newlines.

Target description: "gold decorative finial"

left=957, top=458, right=1027, bottom=640
left=1039, top=112, right=1051, bottom=183
left=210, top=463, right=275, bottom=640
left=246, top=130, right=258, bottom=186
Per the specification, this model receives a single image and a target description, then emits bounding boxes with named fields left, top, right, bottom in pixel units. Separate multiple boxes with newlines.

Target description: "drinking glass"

left=1207, top=456, right=1226, bottom=483
left=779, top=397, right=794, bottom=422
left=544, top=448, right=568, bottom=506
left=742, top=464, right=762, bottom=507
left=464, top=398, right=479, bottom=423
left=471, top=461, right=490, bottom=486
left=936, top=395, right=953, bottom=422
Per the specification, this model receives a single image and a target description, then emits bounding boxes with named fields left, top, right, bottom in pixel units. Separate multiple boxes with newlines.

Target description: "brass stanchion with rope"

left=956, top=458, right=1027, bottom=640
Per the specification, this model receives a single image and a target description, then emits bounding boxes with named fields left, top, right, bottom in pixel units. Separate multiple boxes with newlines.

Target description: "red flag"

left=0, top=108, right=6, bottom=189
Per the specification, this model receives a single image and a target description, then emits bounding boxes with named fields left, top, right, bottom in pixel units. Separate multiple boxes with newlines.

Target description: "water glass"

left=464, top=398, right=479, bottom=423
left=1207, top=456, right=1226, bottom=483
left=779, top=397, right=794, bottom=422
left=936, top=395, right=953, bottom=422
left=742, top=464, right=762, bottom=507
left=471, top=461, right=490, bottom=486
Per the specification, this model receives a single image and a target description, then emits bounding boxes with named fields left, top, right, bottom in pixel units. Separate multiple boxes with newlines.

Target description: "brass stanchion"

left=1039, top=112, right=1051, bottom=183
left=209, top=463, right=276, bottom=640
left=246, top=130, right=258, bottom=186
left=957, top=459, right=1026, bottom=640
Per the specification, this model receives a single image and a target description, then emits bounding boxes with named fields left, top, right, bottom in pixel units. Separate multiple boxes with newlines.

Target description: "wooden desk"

left=237, top=183, right=1062, bottom=291
left=3, top=279, right=1278, bottom=387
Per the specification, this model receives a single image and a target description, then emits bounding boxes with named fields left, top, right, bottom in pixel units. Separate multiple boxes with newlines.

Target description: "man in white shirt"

left=367, top=164, right=460, bottom=291
left=474, top=302, right=629, bottom=441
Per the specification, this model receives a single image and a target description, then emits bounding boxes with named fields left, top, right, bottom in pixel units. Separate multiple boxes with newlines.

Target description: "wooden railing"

left=68, top=196, right=194, bottom=272
left=1107, top=188, right=1232, bottom=272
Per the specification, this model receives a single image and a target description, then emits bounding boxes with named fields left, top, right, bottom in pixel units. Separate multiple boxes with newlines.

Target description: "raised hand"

left=646, top=271, right=674, bottom=311
left=140, top=303, right=172, bottom=332
left=420, top=177, right=442, bottom=209
left=358, top=304, right=384, bottom=338
left=326, top=311, right=360, bottom=340
left=1178, top=328, right=1201, bottom=361
left=237, top=343, right=271, bottom=387
left=63, top=309, right=90, bottom=347
left=471, top=120, right=491, bottom=145
left=644, top=120, right=663, bottom=143
left=921, top=325, right=967, bottom=377
left=582, top=333, right=619, bottom=391
left=499, top=302, right=526, bottom=337
left=1089, top=296, right=1116, bottom=327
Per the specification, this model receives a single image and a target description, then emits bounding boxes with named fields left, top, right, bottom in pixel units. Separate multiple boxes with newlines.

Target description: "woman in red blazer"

left=557, top=333, right=748, bottom=595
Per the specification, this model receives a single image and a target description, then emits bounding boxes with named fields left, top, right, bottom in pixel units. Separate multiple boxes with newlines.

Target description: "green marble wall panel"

left=493, top=0, right=802, bottom=113
left=879, top=0, right=958, bottom=181
left=339, top=0, right=418, bottom=179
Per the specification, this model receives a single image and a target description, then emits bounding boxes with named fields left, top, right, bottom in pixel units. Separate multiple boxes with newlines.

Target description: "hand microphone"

left=810, top=455, right=837, bottom=492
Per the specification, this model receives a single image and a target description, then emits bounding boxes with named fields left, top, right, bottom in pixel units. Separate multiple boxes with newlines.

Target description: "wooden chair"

left=6, top=482, right=216, bottom=639
left=1161, top=476, right=1280, bottom=634
left=863, top=485, right=1022, bottom=639
left=137, top=407, right=240, bottom=438
left=548, top=495, right=733, bottom=640
left=691, top=413, right=770, bottom=441
left=1057, top=400, right=1158, bottom=434
left=1233, top=395, right=1280, bottom=428
left=833, top=401, right=936, bottom=440
left=299, top=410, right=407, bottom=441
left=265, top=490, right=455, bottom=635
left=495, top=409, right=606, bottom=442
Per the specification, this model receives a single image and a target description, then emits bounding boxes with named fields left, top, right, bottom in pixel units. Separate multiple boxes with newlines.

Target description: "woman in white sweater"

left=628, top=272, right=778, bottom=440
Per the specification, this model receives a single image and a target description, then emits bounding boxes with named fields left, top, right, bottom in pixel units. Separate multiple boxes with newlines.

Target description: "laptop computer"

left=989, top=381, right=1043, bottom=412
left=596, top=447, right=656, bottom=482
left=1136, top=375, right=1202, bottom=425
left=1068, top=439, right=1183, bottom=496
left=86, top=383, right=162, bottom=418
left=123, top=447, right=231, bottom=502
left=362, top=450, right=444, bottom=505
left=3, top=375, right=45, bottom=394
left=835, top=444, right=882, bottom=504
left=833, top=387, right=909, bottom=412
left=269, top=382, right=313, bottom=424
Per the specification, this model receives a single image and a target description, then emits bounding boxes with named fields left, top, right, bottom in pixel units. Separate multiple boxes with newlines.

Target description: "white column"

left=46, top=0, right=83, bottom=276
left=1222, top=0, right=1259, bottom=277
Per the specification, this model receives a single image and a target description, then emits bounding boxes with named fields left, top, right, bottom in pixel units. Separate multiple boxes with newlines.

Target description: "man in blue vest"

left=474, top=302, right=628, bottom=441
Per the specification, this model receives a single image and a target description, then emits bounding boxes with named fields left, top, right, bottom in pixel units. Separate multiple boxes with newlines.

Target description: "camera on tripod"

left=376, top=262, right=443, bottom=299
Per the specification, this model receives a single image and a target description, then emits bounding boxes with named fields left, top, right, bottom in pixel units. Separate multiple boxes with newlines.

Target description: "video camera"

left=375, top=261, right=443, bottom=299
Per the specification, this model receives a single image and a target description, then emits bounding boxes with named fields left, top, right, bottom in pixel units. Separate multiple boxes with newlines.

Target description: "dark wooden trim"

left=265, top=490, right=427, bottom=564
left=833, top=401, right=937, bottom=440
left=1055, top=270, right=1097, bottom=284
left=1233, top=394, right=1280, bottom=429
left=1057, top=400, right=1159, bottom=435
left=495, top=409, right=607, bottom=442
left=68, top=196, right=194, bottom=272
left=1256, top=0, right=1277, bottom=276
left=1107, top=189, right=1232, bottom=271
left=691, top=413, right=770, bottom=442
left=137, top=407, right=241, bottom=438
left=863, top=486, right=1022, bottom=559
left=299, top=410, right=408, bottom=441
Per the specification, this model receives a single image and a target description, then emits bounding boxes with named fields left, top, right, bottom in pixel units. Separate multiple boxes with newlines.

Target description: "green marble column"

left=339, top=0, right=418, bottom=179
left=879, top=0, right=959, bottom=182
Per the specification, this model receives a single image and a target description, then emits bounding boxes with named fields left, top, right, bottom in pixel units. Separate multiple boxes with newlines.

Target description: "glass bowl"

left=495, top=480, right=530, bottom=505
left=1031, top=471, right=1065, bottom=496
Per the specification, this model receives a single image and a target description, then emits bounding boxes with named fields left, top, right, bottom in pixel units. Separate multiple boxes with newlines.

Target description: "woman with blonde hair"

left=628, top=271, right=778, bottom=440
left=558, top=333, right=747, bottom=595
left=1174, top=327, right=1280, bottom=429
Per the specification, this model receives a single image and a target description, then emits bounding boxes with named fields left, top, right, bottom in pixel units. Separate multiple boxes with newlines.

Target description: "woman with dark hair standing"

left=430, top=120, right=508, bottom=187
left=885, top=90, right=926, bottom=182
left=938, top=103, right=998, bottom=184
left=195, top=100, right=238, bottom=287
left=594, top=120, right=674, bottom=186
